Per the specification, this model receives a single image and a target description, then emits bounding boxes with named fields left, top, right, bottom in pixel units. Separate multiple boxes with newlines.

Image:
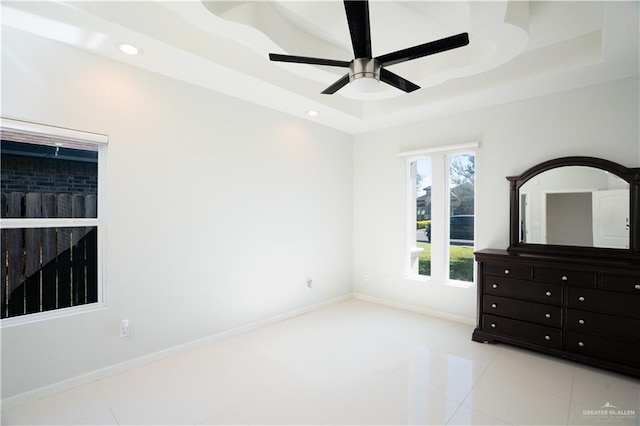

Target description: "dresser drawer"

left=484, top=295, right=562, bottom=327
left=565, top=331, right=640, bottom=367
left=566, top=309, right=640, bottom=343
left=534, top=267, right=597, bottom=286
left=601, top=273, right=640, bottom=294
left=567, top=287, right=640, bottom=319
left=483, top=277, right=562, bottom=304
left=483, top=263, right=532, bottom=280
left=483, top=314, right=562, bottom=349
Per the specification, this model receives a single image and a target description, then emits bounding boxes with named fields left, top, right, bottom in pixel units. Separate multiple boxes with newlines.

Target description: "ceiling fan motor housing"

left=349, top=58, right=381, bottom=82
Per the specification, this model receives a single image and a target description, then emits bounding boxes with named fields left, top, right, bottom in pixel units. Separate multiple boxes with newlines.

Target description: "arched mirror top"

left=508, top=156, right=639, bottom=189
left=507, top=156, right=640, bottom=259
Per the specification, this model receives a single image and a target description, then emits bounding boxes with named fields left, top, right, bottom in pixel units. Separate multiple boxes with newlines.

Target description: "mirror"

left=507, top=157, right=640, bottom=258
left=519, top=166, right=629, bottom=248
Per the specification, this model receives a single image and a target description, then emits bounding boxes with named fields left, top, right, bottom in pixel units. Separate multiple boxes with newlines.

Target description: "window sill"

left=445, top=279, right=475, bottom=289
left=403, top=273, right=432, bottom=283
left=1, top=302, right=106, bottom=328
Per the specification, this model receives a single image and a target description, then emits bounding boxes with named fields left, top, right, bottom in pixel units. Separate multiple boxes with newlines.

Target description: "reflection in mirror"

left=519, top=166, right=629, bottom=248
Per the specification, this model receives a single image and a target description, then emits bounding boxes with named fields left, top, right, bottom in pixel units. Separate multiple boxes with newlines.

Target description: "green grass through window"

left=417, top=243, right=474, bottom=282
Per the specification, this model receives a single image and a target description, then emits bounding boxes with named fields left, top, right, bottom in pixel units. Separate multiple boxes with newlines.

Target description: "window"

left=402, top=143, right=477, bottom=285
left=1, top=119, right=107, bottom=323
left=447, top=153, right=475, bottom=283
left=409, top=158, right=432, bottom=276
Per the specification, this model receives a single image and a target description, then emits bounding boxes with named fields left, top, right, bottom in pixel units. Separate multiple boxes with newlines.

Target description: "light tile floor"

left=2, top=299, right=639, bottom=425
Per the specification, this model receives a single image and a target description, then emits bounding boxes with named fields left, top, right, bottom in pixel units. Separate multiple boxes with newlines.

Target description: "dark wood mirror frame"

left=507, top=156, right=640, bottom=259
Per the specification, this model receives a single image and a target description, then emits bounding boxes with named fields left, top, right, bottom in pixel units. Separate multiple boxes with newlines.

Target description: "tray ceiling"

left=1, top=1, right=638, bottom=134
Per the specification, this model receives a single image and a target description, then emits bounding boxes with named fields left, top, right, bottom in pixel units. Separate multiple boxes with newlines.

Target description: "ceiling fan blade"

left=376, top=33, right=469, bottom=67
left=269, top=53, right=351, bottom=68
left=379, top=68, right=420, bottom=93
left=344, top=0, right=372, bottom=58
left=322, top=74, right=350, bottom=94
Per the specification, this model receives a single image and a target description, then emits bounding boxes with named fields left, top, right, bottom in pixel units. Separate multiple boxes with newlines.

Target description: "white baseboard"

left=1, top=294, right=352, bottom=410
left=353, top=292, right=475, bottom=325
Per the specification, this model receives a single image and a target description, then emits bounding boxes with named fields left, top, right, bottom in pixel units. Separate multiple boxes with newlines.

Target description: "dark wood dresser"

left=473, top=249, right=640, bottom=377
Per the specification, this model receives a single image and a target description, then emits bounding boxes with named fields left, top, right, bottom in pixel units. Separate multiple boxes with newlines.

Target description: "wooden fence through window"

left=1, top=192, right=98, bottom=319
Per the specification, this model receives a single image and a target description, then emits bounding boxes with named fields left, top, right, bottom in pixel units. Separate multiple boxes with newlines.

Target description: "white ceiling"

left=2, top=1, right=639, bottom=134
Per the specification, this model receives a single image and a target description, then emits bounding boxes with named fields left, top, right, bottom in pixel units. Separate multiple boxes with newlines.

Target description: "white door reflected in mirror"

left=592, top=189, right=629, bottom=248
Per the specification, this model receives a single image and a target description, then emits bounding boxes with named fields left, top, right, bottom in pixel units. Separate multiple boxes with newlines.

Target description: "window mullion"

left=430, top=153, right=447, bottom=281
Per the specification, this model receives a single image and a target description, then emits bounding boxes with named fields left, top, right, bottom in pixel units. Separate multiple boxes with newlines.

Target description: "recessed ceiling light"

left=117, top=43, right=142, bottom=56
left=307, top=110, right=318, bottom=117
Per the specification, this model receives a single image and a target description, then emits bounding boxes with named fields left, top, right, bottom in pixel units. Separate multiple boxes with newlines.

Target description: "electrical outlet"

left=306, top=278, right=313, bottom=288
left=119, top=319, right=130, bottom=338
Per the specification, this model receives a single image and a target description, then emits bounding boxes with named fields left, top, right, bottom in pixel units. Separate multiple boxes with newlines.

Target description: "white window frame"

left=0, top=117, right=108, bottom=327
left=399, top=142, right=478, bottom=286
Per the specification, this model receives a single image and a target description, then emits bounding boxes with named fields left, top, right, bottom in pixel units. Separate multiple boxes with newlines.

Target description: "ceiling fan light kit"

left=269, top=0, right=469, bottom=95
left=349, top=58, right=381, bottom=92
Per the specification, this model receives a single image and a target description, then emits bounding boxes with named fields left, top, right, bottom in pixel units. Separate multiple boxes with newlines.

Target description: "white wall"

left=1, top=28, right=353, bottom=398
left=2, top=24, right=639, bottom=400
left=352, top=76, right=640, bottom=322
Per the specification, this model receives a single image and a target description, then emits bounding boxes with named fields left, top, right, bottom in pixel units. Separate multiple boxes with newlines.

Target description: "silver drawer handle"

left=635, top=284, right=640, bottom=290
left=504, top=269, right=510, bottom=275
left=491, top=303, right=497, bottom=308
left=545, top=291, right=552, bottom=297
left=491, top=323, right=496, bottom=328
left=578, top=319, right=585, bottom=325
left=578, top=342, right=584, bottom=347
left=492, top=283, right=498, bottom=289
left=578, top=296, right=585, bottom=302
left=545, top=313, right=551, bottom=318
left=544, top=335, right=551, bottom=341
left=561, top=276, right=568, bottom=281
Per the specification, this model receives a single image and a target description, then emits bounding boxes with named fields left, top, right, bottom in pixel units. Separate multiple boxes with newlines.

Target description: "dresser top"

left=475, top=248, right=640, bottom=272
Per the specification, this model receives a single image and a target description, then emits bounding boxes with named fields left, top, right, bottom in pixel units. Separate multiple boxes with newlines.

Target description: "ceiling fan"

left=269, top=0, right=469, bottom=94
